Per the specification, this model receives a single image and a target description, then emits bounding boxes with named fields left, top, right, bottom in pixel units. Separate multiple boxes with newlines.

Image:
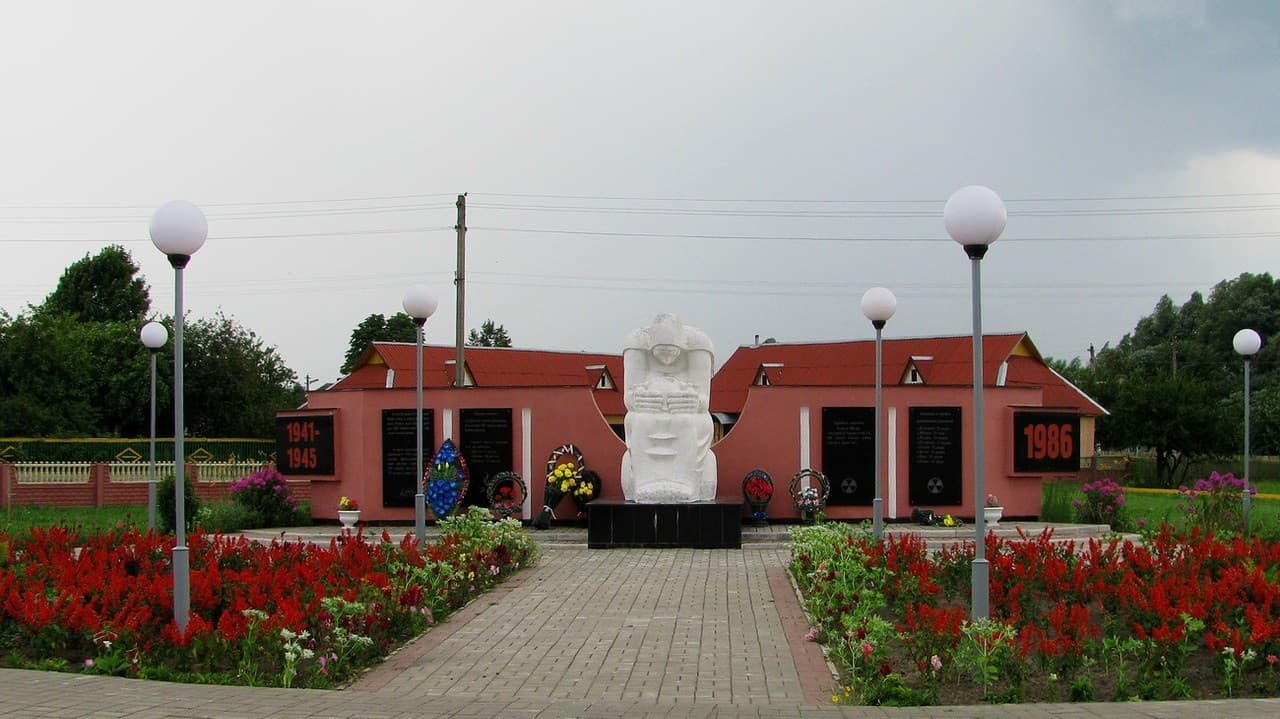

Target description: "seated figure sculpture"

left=621, top=313, right=717, bottom=503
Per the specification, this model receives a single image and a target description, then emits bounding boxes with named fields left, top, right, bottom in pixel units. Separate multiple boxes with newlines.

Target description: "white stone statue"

left=621, top=313, right=717, bottom=503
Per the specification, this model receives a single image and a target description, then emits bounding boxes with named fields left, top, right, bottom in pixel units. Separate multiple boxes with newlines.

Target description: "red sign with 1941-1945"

left=1012, top=411, right=1080, bottom=473
left=275, top=415, right=335, bottom=475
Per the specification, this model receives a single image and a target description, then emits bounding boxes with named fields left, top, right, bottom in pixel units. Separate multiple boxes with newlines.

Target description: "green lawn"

left=0, top=505, right=147, bottom=535
left=1042, top=477, right=1280, bottom=541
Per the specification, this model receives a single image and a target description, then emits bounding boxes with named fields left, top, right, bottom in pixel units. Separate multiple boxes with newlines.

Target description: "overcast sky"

left=3, top=1, right=1279, bottom=385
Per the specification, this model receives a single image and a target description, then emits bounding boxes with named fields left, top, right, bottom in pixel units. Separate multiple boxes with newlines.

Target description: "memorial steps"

left=243, top=520, right=1128, bottom=552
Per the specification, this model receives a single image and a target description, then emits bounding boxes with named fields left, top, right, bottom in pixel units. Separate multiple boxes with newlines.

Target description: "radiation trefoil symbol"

left=840, top=476, right=857, bottom=495
left=927, top=477, right=945, bottom=495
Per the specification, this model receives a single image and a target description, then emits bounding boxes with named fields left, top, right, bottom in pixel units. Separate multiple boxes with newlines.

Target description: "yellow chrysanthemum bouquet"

left=533, top=444, right=600, bottom=529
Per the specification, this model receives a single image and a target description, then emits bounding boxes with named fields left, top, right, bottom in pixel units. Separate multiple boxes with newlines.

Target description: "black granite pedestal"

left=587, top=498, right=743, bottom=549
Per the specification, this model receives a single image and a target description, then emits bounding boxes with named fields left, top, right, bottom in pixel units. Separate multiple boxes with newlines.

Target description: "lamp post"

left=1233, top=328, right=1262, bottom=534
left=944, top=185, right=1006, bottom=621
left=149, top=200, right=207, bottom=635
left=861, top=286, right=897, bottom=540
left=139, top=321, right=168, bottom=532
left=403, top=284, right=439, bottom=546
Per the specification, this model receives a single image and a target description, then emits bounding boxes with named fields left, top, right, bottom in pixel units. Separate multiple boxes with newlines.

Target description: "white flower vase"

left=338, top=509, right=360, bottom=529
left=983, top=506, right=1003, bottom=526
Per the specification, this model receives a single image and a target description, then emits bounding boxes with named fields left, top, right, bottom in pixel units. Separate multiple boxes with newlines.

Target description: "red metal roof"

left=710, top=333, right=1105, bottom=416
left=328, top=343, right=626, bottom=415
left=326, top=333, right=1104, bottom=421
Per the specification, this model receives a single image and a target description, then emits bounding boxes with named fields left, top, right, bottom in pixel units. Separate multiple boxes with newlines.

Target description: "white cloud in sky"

left=2, top=2, right=1278, bottom=380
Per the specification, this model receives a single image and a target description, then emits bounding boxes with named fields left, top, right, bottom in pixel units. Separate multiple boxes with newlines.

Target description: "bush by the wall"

left=158, top=473, right=201, bottom=534
left=196, top=501, right=262, bottom=533
left=228, top=466, right=298, bottom=528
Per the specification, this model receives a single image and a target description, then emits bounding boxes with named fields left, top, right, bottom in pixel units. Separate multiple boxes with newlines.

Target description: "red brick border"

left=767, top=566, right=836, bottom=704
left=349, top=565, right=534, bottom=691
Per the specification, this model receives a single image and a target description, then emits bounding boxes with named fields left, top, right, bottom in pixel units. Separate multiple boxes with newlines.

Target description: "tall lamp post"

left=149, top=200, right=207, bottom=634
left=861, top=287, right=897, bottom=540
left=403, top=284, right=439, bottom=546
left=944, top=185, right=1006, bottom=621
left=139, top=321, right=168, bottom=532
left=1233, top=328, right=1261, bottom=534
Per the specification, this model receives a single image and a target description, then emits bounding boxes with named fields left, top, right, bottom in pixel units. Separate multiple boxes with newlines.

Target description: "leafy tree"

left=1081, top=273, right=1280, bottom=485
left=1, top=248, right=304, bottom=438
left=341, top=312, right=418, bottom=374
left=41, top=245, right=150, bottom=323
left=0, top=312, right=127, bottom=435
left=183, top=312, right=304, bottom=438
left=467, top=319, right=512, bottom=347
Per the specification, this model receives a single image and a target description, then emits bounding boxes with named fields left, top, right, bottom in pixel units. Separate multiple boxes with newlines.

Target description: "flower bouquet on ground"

left=789, top=469, right=829, bottom=523
left=572, top=469, right=602, bottom=522
left=426, top=439, right=468, bottom=519
left=742, top=469, right=774, bottom=526
left=534, top=461, right=581, bottom=529
left=485, top=471, right=526, bottom=519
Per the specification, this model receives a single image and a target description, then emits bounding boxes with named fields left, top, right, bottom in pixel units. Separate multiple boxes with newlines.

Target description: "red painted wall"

left=712, top=384, right=1049, bottom=520
left=293, top=386, right=627, bottom=523
left=299, top=380, right=1068, bottom=524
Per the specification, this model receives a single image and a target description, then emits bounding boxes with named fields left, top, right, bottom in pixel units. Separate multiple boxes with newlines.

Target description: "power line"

left=0, top=227, right=454, bottom=243
left=470, top=226, right=1280, bottom=243
left=0, top=203, right=457, bottom=223
left=0, top=193, right=457, bottom=211
left=468, top=201, right=1280, bottom=219
left=475, top=190, right=1280, bottom=203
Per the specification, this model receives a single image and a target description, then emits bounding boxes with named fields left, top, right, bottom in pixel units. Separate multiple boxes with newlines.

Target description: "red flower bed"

left=0, top=514, right=535, bottom=686
left=792, top=525, right=1280, bottom=704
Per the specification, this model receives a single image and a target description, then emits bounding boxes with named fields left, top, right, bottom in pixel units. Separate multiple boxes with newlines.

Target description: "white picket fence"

left=13, top=460, right=267, bottom=485
left=106, top=462, right=159, bottom=484
left=14, top=462, right=93, bottom=484
left=193, top=461, right=267, bottom=484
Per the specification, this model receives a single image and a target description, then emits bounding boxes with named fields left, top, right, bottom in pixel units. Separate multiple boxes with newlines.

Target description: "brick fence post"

left=0, top=462, right=11, bottom=510
left=93, top=462, right=108, bottom=508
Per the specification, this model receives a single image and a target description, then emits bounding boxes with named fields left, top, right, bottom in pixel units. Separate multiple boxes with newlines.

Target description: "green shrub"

left=228, top=467, right=299, bottom=527
left=1072, top=477, right=1126, bottom=529
left=197, top=501, right=263, bottom=533
left=158, top=472, right=201, bottom=534
left=1178, top=471, right=1252, bottom=536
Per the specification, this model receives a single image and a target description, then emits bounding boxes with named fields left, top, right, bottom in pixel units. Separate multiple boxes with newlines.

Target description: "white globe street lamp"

left=149, top=200, right=207, bottom=635
left=139, top=321, right=168, bottom=533
left=944, top=184, right=1006, bottom=621
left=861, top=286, right=897, bottom=540
left=403, top=284, right=439, bottom=546
left=1233, top=328, right=1262, bottom=534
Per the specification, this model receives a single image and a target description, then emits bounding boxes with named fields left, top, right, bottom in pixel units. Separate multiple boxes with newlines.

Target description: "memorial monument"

left=620, top=313, right=717, bottom=503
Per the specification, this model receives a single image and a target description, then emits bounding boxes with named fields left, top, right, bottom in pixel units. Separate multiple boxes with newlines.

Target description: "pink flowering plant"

left=1071, top=476, right=1126, bottom=529
left=229, top=466, right=301, bottom=528
left=1178, top=471, right=1256, bottom=536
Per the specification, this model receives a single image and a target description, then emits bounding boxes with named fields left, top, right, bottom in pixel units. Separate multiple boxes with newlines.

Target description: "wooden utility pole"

left=454, top=193, right=467, bottom=388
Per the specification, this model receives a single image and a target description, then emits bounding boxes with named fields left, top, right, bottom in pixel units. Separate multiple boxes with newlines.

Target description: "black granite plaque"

left=821, top=407, right=875, bottom=506
left=276, top=415, right=335, bottom=476
left=909, top=406, right=962, bottom=506
left=459, top=408, right=513, bottom=506
left=1013, top=411, right=1081, bottom=473
left=381, top=408, right=434, bottom=508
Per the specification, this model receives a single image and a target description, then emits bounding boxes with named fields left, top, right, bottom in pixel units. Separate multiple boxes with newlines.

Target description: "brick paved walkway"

left=3, top=528, right=1280, bottom=718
